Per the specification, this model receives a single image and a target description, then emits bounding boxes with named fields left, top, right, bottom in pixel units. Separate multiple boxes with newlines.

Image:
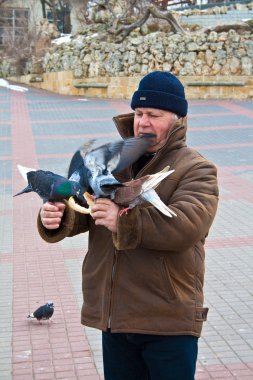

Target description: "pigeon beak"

left=76, top=190, right=86, bottom=204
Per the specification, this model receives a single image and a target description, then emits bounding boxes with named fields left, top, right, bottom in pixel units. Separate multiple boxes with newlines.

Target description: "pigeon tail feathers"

left=141, top=169, right=175, bottom=193
left=17, top=164, right=36, bottom=182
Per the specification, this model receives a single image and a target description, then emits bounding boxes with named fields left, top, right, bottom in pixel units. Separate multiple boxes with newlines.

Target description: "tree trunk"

left=109, top=4, right=185, bottom=42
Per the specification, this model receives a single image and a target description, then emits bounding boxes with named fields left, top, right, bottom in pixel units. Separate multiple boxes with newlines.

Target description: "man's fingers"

left=42, top=220, right=61, bottom=229
left=40, top=201, right=65, bottom=230
left=43, top=201, right=66, bottom=212
left=41, top=210, right=64, bottom=219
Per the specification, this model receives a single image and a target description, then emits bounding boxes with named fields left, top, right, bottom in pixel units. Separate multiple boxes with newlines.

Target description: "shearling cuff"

left=37, top=204, right=77, bottom=243
left=112, top=207, right=142, bottom=250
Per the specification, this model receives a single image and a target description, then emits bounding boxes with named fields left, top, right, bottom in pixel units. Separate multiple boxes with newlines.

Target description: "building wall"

left=180, top=9, right=253, bottom=27
left=1, top=0, right=43, bottom=26
left=0, top=0, right=81, bottom=36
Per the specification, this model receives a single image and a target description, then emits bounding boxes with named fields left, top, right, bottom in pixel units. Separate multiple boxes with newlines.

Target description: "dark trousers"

left=102, top=330, right=198, bottom=380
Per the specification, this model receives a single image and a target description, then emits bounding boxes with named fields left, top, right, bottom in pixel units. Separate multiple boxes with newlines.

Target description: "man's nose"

left=139, top=114, right=150, bottom=126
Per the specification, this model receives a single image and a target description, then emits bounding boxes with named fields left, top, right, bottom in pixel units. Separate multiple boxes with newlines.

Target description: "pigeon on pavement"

left=27, top=302, right=54, bottom=323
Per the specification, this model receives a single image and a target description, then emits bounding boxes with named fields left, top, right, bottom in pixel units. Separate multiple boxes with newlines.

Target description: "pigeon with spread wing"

left=67, top=136, right=176, bottom=218
left=68, top=134, right=156, bottom=197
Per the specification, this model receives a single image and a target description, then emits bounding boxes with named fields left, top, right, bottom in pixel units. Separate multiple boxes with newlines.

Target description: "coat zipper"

left=107, top=248, right=118, bottom=328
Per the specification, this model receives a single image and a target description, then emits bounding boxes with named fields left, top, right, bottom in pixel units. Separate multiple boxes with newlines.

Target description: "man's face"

left=133, top=107, right=178, bottom=153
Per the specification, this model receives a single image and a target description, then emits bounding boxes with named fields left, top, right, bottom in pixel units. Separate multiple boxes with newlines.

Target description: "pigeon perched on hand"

left=113, top=166, right=177, bottom=217
left=27, top=302, right=54, bottom=323
left=14, top=165, right=86, bottom=204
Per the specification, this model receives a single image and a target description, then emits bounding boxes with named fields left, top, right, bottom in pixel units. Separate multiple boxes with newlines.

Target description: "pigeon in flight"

left=27, top=302, right=54, bottom=323
left=14, top=165, right=86, bottom=204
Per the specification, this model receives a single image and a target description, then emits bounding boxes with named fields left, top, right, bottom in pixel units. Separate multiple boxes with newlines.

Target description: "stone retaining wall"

left=10, top=71, right=253, bottom=99
left=4, top=5, right=253, bottom=99
left=38, top=29, right=253, bottom=78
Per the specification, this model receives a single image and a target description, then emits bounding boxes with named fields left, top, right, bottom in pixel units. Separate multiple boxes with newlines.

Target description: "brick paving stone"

left=0, top=85, right=253, bottom=379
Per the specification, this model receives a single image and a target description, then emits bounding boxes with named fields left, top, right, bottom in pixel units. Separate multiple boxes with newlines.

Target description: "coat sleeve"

left=112, top=158, right=219, bottom=251
left=37, top=204, right=90, bottom=243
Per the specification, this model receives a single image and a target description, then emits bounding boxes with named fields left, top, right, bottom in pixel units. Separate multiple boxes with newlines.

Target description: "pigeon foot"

left=118, top=207, right=130, bottom=217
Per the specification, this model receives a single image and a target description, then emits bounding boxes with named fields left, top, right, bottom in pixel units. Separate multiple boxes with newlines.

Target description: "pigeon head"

left=50, top=180, right=85, bottom=203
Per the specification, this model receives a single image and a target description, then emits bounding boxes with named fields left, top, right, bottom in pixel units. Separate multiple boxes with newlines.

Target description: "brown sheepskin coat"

left=38, top=113, right=219, bottom=337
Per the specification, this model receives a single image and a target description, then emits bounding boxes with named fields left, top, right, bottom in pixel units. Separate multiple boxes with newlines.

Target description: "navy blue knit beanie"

left=131, top=71, right=188, bottom=117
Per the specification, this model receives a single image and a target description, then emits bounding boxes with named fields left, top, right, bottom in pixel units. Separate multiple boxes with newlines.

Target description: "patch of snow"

left=52, top=34, right=72, bottom=45
left=0, top=78, right=28, bottom=92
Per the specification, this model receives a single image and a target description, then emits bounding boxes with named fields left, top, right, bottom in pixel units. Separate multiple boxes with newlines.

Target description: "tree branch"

left=109, top=4, right=185, bottom=43
left=148, top=4, right=185, bottom=34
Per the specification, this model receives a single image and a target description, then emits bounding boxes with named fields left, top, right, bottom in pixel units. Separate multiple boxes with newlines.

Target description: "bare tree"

left=40, top=0, right=72, bottom=33
left=109, top=4, right=185, bottom=42
left=86, top=1, right=185, bottom=42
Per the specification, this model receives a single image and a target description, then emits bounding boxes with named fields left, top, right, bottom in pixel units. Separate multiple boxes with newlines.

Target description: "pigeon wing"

left=68, top=140, right=96, bottom=188
left=43, top=303, right=54, bottom=319
left=33, top=305, right=45, bottom=320
left=84, top=134, right=155, bottom=176
left=111, top=134, right=156, bottom=174
left=141, top=189, right=177, bottom=217
left=68, top=150, right=90, bottom=190
left=140, top=168, right=175, bottom=193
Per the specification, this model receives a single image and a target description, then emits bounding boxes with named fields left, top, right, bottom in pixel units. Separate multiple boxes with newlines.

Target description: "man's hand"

left=40, top=202, right=66, bottom=229
left=91, top=198, right=120, bottom=232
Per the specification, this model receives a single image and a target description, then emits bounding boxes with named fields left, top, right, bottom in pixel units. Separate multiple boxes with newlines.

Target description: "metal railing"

left=171, top=0, right=252, bottom=11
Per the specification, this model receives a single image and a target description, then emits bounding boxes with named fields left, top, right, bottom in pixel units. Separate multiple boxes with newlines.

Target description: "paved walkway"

left=0, top=83, right=253, bottom=380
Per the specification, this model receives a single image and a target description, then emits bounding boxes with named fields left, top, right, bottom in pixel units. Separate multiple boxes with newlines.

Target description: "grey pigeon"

left=69, top=158, right=177, bottom=218
left=68, top=134, right=156, bottom=198
left=27, top=302, right=54, bottom=323
left=67, top=134, right=159, bottom=213
left=67, top=136, right=177, bottom=217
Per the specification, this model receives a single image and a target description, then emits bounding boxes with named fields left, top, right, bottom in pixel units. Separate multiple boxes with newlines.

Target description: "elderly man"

left=38, top=71, right=219, bottom=380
